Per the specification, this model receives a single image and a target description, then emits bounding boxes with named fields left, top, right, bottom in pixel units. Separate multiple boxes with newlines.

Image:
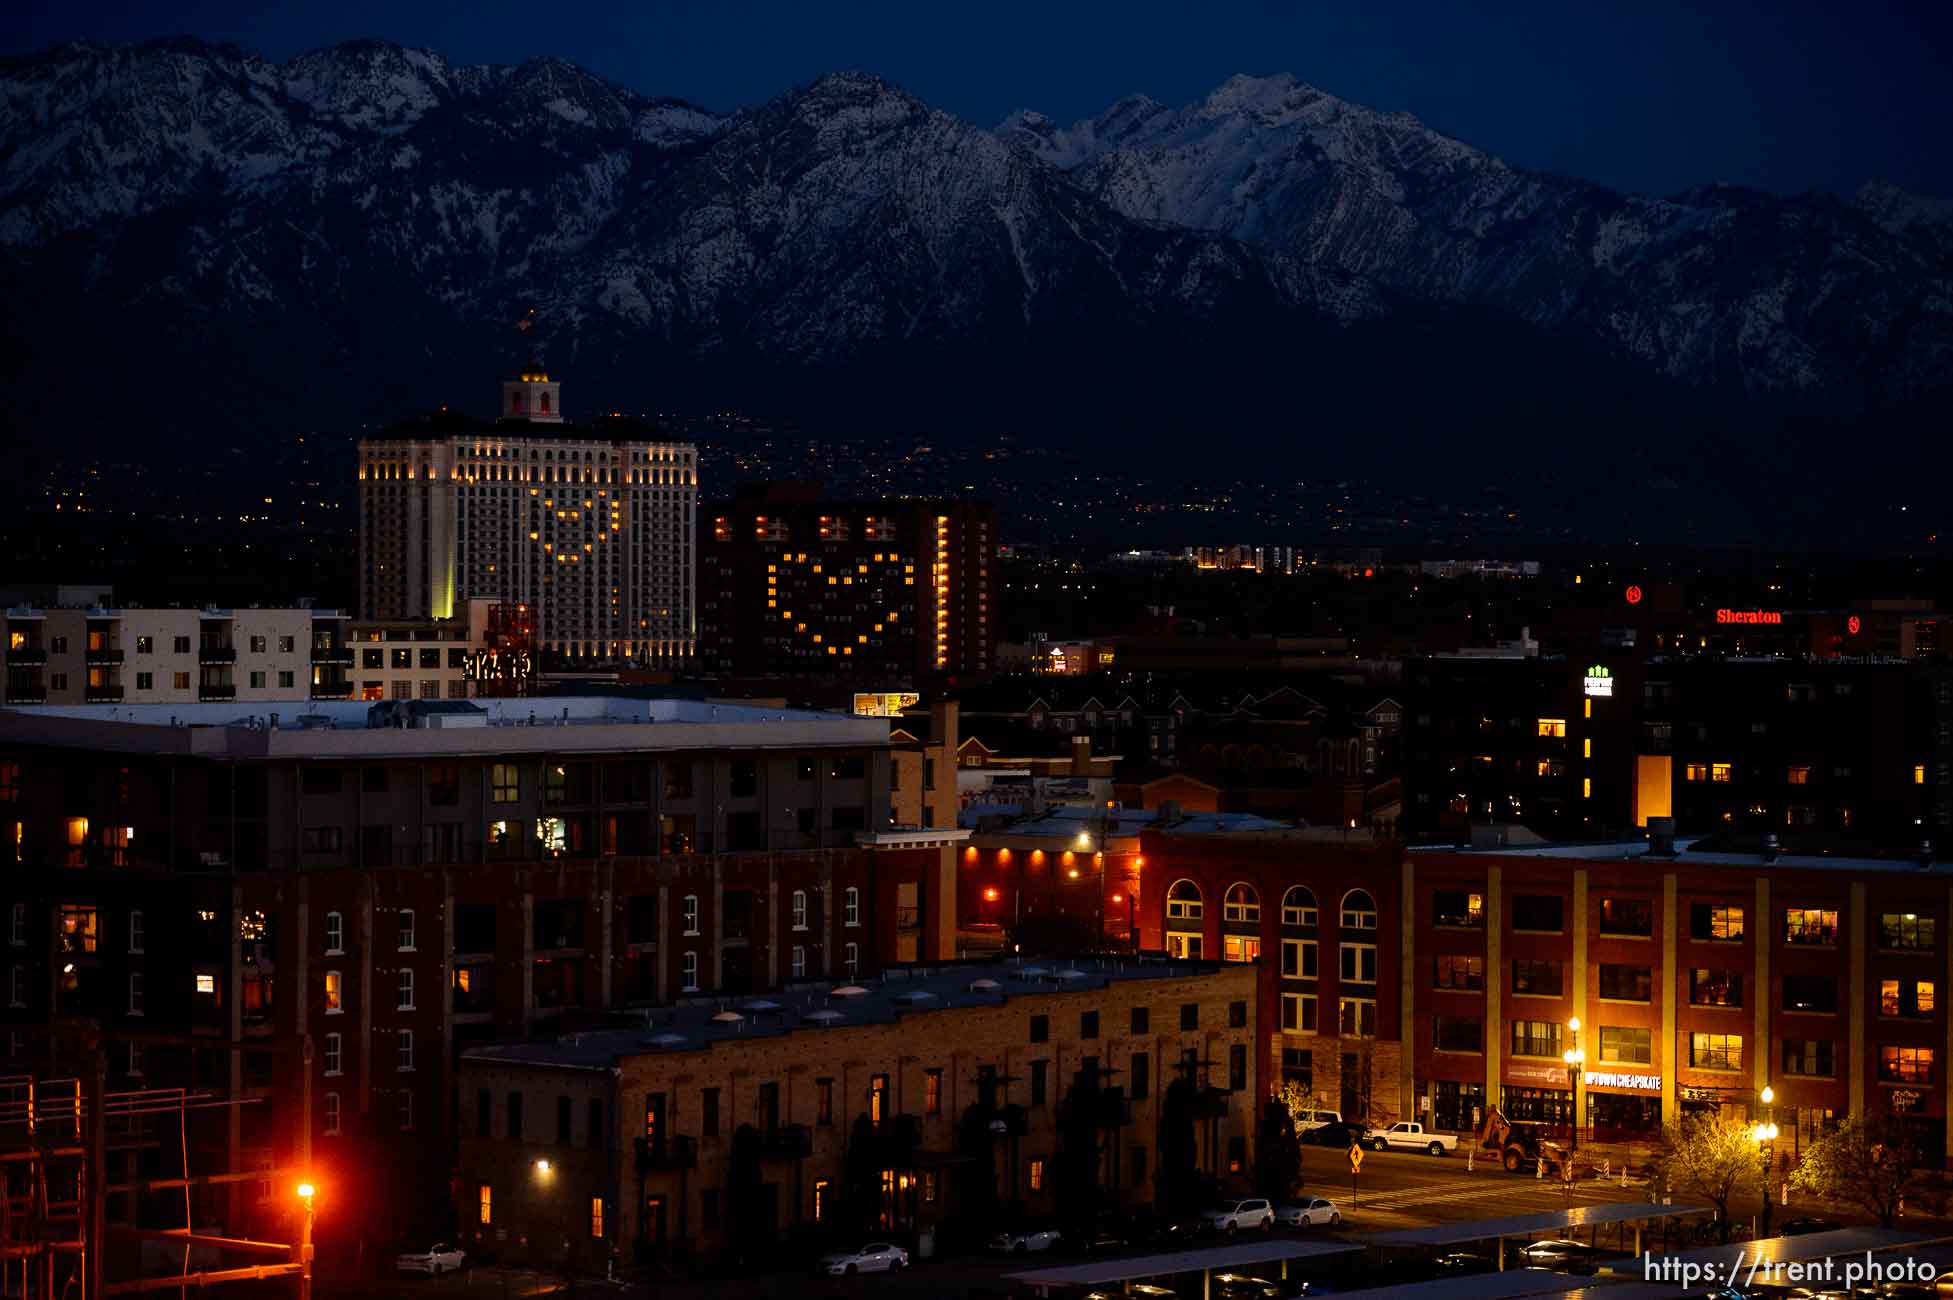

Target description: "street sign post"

left=1347, top=1142, right=1363, bottom=1206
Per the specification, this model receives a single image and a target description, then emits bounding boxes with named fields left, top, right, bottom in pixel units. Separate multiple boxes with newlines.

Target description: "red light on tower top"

left=1847, top=615, right=1862, bottom=635
left=1624, top=584, right=1643, bottom=605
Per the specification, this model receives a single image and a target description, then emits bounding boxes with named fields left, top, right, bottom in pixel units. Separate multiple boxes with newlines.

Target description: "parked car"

left=1083, top=1288, right=1178, bottom=1300
left=395, top=1243, right=465, bottom=1276
left=1276, top=1197, right=1342, bottom=1227
left=819, top=1243, right=909, bottom=1275
left=1432, top=1252, right=1494, bottom=1276
left=1303, top=1120, right=1368, bottom=1148
left=1294, top=1108, right=1343, bottom=1133
left=990, top=1227, right=1062, bottom=1253
left=1366, top=1121, right=1458, bottom=1156
left=1202, top=1199, right=1275, bottom=1234
left=1211, top=1275, right=1282, bottom=1299
left=1516, top=1240, right=1604, bottom=1275
left=1777, top=1217, right=1845, bottom=1237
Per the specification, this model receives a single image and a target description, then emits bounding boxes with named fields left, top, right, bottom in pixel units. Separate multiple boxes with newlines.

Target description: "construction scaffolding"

left=0, top=1062, right=310, bottom=1299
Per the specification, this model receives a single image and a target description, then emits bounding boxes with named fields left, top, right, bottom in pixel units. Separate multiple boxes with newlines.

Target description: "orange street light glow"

left=296, top=1183, right=315, bottom=1200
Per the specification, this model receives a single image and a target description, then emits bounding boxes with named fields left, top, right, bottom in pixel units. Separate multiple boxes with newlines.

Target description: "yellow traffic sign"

left=1347, top=1143, right=1364, bottom=1173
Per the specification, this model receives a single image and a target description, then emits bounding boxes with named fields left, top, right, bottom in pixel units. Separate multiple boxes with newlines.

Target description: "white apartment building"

left=357, top=365, right=697, bottom=666
left=2, top=602, right=353, bottom=706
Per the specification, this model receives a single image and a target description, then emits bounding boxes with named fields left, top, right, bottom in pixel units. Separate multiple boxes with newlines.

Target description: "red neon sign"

left=1624, top=585, right=1643, bottom=605
left=1715, top=609, right=1783, bottom=626
left=1847, top=615, right=1862, bottom=635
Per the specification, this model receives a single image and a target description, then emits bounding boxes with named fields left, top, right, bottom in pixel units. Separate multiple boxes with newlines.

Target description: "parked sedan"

left=1083, top=1288, right=1179, bottom=1300
left=1777, top=1217, right=1845, bottom=1237
left=990, top=1228, right=1062, bottom=1253
left=1201, top=1199, right=1275, bottom=1234
left=1276, top=1198, right=1342, bottom=1227
left=395, top=1243, right=465, bottom=1276
left=819, top=1243, right=909, bottom=1275
left=1211, top=1275, right=1282, bottom=1299
left=1517, top=1240, right=1603, bottom=1275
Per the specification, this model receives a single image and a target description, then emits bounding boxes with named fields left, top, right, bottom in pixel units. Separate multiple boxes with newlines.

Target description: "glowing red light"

left=982, top=888, right=1000, bottom=902
left=1625, top=585, right=1643, bottom=605
left=1847, top=615, right=1862, bottom=635
left=1362, top=567, right=1374, bottom=579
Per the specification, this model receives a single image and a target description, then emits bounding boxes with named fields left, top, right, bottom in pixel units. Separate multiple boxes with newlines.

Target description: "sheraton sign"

left=1715, top=609, right=1783, bottom=625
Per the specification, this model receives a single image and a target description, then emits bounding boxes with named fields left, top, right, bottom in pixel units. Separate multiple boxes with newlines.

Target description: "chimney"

left=1070, top=733, right=1092, bottom=777
left=1761, top=833, right=1780, bottom=864
left=1646, top=816, right=1676, bottom=857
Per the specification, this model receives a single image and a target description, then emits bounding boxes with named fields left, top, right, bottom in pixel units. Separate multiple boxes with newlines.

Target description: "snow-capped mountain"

left=0, top=40, right=1945, bottom=488
left=1001, top=73, right=1952, bottom=402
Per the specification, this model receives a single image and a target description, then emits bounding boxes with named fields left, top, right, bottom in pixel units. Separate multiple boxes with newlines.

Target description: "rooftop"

left=961, top=804, right=1294, bottom=839
left=0, top=696, right=888, bottom=760
left=1416, top=835, right=1953, bottom=875
left=461, top=956, right=1247, bottom=1071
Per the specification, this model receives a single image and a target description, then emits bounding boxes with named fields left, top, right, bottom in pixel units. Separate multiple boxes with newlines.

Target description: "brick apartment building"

left=0, top=695, right=962, bottom=1248
left=455, top=960, right=1258, bottom=1269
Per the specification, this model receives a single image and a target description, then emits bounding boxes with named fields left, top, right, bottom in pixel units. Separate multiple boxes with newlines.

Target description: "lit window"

left=324, top=970, right=343, bottom=1013
left=1711, top=763, right=1733, bottom=783
left=1536, top=718, right=1567, bottom=738
left=1029, top=1159, right=1045, bottom=1191
left=196, top=973, right=218, bottom=995
left=589, top=1196, right=605, bottom=1239
left=478, top=1184, right=493, bottom=1225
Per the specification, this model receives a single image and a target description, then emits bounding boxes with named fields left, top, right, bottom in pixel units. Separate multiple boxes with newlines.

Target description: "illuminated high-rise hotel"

left=358, top=364, right=698, bottom=664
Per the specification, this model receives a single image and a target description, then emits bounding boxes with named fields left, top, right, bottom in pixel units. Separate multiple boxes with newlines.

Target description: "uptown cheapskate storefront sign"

left=1584, top=1070, right=1661, bottom=1092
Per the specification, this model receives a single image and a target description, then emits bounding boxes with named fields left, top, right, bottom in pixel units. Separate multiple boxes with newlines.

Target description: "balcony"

left=199, top=646, right=237, bottom=664
left=86, top=648, right=124, bottom=665
left=761, top=1124, right=813, bottom=1160
left=310, top=681, right=354, bottom=699
left=311, top=647, right=353, bottom=665
left=85, top=685, right=125, bottom=703
left=633, top=1134, right=697, bottom=1172
left=200, top=684, right=238, bottom=701
left=6, top=648, right=47, bottom=666
left=5, top=685, right=47, bottom=704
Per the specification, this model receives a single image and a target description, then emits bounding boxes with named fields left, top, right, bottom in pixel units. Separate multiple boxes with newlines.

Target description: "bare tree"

left=1789, top=1117, right=1922, bottom=1228
left=1652, top=1114, right=1761, bottom=1243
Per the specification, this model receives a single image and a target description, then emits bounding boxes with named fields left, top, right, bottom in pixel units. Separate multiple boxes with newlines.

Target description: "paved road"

left=313, top=1149, right=1682, bottom=1300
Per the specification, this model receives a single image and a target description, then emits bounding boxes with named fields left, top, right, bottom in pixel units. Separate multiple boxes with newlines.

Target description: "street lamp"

left=1562, top=1017, right=1585, bottom=1152
left=295, top=1182, right=316, bottom=1300
left=1754, top=1084, right=1779, bottom=1238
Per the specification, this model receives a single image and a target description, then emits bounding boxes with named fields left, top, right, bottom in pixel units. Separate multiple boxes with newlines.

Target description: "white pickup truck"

left=1367, top=1122, right=1457, bottom=1156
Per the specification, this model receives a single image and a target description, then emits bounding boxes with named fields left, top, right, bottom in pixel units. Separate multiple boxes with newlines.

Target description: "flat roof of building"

left=1321, top=1268, right=1615, bottom=1300
left=963, top=806, right=1295, bottom=838
left=1414, top=837, right=1953, bottom=875
left=0, top=696, right=890, bottom=759
left=1005, top=1238, right=1361, bottom=1291
left=1362, top=1202, right=1712, bottom=1250
left=461, top=956, right=1248, bottom=1072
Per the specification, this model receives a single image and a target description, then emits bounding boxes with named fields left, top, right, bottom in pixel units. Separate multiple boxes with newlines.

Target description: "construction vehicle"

left=1475, top=1105, right=1576, bottom=1177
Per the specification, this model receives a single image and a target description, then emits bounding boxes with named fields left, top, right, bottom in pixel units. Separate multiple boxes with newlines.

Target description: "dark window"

left=725, top=811, right=762, bottom=852
left=816, top=1079, right=833, bottom=1126
left=1130, top=1006, right=1149, bottom=1035
left=302, top=767, right=341, bottom=796
left=362, top=767, right=388, bottom=794
left=429, top=764, right=461, bottom=806
left=626, top=896, right=658, bottom=945
left=1228, top=1044, right=1248, bottom=1091
left=476, top=1088, right=491, bottom=1138
left=701, top=1189, right=720, bottom=1232
left=730, top=760, right=757, bottom=798
left=1510, top=1020, right=1563, bottom=1058
left=1130, top=1052, right=1149, bottom=1100
left=557, top=1095, right=573, bottom=1145
left=1782, top=1039, right=1835, bottom=1077
left=701, top=1087, right=719, bottom=1138
left=587, top=1098, right=605, bottom=1149
left=1598, top=964, right=1652, bottom=1002
left=1434, top=1016, right=1484, bottom=1053
left=1599, top=897, right=1653, bottom=936
left=1690, top=969, right=1743, bottom=1007
left=1029, top=1014, right=1048, bottom=1043
left=455, top=904, right=496, bottom=955
left=1229, top=1000, right=1248, bottom=1028
left=830, top=806, right=866, bottom=832
left=1281, top=1049, right=1311, bottom=1090
left=829, top=754, right=866, bottom=780
left=1783, top=974, right=1838, bottom=1014
left=1030, top=1060, right=1048, bottom=1107
left=1511, top=894, right=1563, bottom=932
left=1433, top=891, right=1484, bottom=928
left=1434, top=955, right=1485, bottom=989
left=1511, top=958, right=1563, bottom=996
left=1080, top=1011, right=1099, bottom=1040
left=507, top=1093, right=524, bottom=1141
left=1599, top=1025, right=1652, bottom=1064
left=1180, top=1003, right=1198, bottom=1031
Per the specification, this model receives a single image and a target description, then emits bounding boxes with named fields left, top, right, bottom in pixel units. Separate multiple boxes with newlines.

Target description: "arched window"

left=1166, top=880, right=1204, bottom=923
left=511, top=391, right=523, bottom=414
left=539, top=391, right=551, bottom=414
left=1341, top=890, right=1378, bottom=930
left=1223, top=883, right=1260, bottom=924
left=1282, top=887, right=1318, bottom=928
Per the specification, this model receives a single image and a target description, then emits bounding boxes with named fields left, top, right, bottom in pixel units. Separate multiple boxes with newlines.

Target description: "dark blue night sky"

left=12, top=0, right=1951, bottom=199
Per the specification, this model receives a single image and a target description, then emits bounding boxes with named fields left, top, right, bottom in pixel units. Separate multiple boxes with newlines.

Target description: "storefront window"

left=1587, top=1093, right=1661, bottom=1141
left=1500, top=1086, right=1573, bottom=1135
left=1432, top=1080, right=1486, bottom=1133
